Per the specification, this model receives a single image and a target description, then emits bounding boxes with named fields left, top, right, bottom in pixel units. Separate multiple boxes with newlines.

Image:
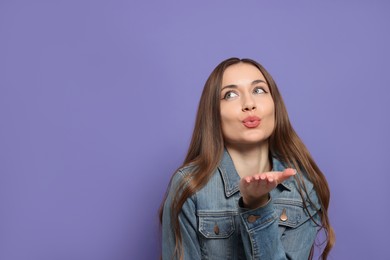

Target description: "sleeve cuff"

left=238, top=197, right=278, bottom=231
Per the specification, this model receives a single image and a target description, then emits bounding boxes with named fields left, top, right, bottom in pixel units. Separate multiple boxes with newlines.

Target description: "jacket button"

left=247, top=215, right=260, bottom=223
left=280, top=208, right=288, bottom=222
left=213, top=224, right=220, bottom=235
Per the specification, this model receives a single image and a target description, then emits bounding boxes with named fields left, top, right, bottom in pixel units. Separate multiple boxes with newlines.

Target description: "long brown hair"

left=160, top=57, right=335, bottom=259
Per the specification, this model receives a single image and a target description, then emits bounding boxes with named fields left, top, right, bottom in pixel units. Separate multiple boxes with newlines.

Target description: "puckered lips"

left=242, top=116, right=261, bottom=128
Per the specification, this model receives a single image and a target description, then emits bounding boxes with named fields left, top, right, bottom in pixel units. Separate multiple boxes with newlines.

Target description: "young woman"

left=160, top=58, right=334, bottom=259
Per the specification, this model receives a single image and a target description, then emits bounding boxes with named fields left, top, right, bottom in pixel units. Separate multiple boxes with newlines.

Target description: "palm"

left=239, top=168, right=296, bottom=208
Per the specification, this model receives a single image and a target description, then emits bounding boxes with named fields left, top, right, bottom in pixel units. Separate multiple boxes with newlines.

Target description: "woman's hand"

left=239, top=168, right=296, bottom=209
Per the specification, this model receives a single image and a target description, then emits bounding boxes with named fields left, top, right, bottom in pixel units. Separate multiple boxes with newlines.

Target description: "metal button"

left=280, top=208, right=288, bottom=222
left=247, top=215, right=260, bottom=223
left=214, top=224, right=219, bottom=235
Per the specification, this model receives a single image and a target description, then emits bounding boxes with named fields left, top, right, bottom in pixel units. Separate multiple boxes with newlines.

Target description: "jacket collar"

left=217, top=149, right=292, bottom=198
left=217, top=149, right=241, bottom=197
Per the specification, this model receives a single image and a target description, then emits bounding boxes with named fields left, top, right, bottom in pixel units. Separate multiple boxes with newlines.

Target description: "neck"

left=226, top=142, right=271, bottom=178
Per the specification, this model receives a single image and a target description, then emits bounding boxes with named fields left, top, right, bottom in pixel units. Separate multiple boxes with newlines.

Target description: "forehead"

left=222, top=63, right=266, bottom=86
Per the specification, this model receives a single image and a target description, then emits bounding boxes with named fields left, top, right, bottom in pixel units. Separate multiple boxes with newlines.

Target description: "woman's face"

left=220, top=62, right=275, bottom=147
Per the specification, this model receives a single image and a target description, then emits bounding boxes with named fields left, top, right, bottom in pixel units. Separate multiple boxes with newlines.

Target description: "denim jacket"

left=162, top=150, right=321, bottom=259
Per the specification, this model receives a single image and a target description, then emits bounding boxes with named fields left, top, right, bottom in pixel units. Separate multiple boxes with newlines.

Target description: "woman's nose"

left=242, top=96, right=256, bottom=112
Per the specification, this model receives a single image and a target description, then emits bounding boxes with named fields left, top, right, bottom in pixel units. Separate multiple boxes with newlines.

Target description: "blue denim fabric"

left=162, top=149, right=321, bottom=259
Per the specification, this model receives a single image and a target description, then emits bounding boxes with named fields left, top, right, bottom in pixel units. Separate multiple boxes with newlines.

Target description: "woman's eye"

left=223, top=91, right=238, bottom=100
left=253, top=87, right=266, bottom=94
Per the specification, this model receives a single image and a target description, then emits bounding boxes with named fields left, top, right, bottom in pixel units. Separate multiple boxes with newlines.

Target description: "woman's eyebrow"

left=252, top=79, right=266, bottom=85
left=221, top=84, right=238, bottom=91
left=221, top=79, right=267, bottom=91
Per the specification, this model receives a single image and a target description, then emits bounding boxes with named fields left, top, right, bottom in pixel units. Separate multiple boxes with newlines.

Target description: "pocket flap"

left=198, top=215, right=235, bottom=239
left=274, top=199, right=318, bottom=228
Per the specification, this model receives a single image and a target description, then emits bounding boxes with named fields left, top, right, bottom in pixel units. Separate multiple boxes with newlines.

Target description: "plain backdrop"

left=1, top=1, right=389, bottom=259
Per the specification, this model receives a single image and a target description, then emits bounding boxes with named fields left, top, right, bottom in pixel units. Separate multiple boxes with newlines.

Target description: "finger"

left=277, top=168, right=296, bottom=182
left=283, top=168, right=297, bottom=177
left=264, top=172, right=274, bottom=182
left=244, top=176, right=253, bottom=184
left=259, top=174, right=268, bottom=185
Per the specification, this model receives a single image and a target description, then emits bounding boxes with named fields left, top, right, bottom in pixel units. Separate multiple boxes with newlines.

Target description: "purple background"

left=1, top=1, right=389, bottom=259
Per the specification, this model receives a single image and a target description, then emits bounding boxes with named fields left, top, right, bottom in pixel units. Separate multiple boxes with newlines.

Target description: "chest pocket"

left=198, top=214, right=235, bottom=239
left=274, top=199, right=319, bottom=229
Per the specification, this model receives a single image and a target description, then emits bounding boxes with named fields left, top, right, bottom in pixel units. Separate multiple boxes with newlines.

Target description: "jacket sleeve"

left=162, top=171, right=201, bottom=260
left=238, top=189, right=321, bottom=260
